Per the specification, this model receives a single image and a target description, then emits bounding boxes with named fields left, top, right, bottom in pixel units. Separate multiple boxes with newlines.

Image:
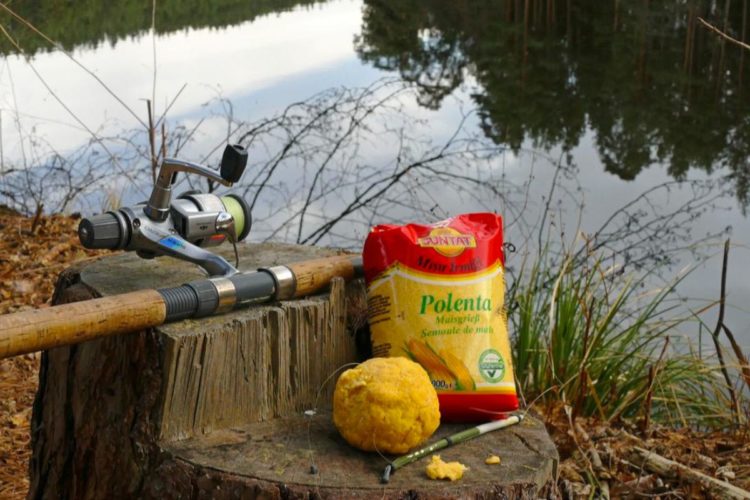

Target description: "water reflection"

left=0, top=0, right=325, bottom=54
left=355, top=0, right=750, bottom=208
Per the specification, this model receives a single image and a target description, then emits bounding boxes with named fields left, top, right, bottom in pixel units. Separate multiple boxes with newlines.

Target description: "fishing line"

left=305, top=361, right=360, bottom=480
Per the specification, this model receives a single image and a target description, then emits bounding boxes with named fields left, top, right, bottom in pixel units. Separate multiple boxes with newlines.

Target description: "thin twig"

left=154, top=83, right=187, bottom=130
left=575, top=423, right=610, bottom=499
left=698, top=17, right=750, bottom=51
left=161, top=121, right=167, bottom=162
left=151, top=0, right=158, bottom=125
left=29, top=202, right=43, bottom=234
left=537, top=152, right=565, bottom=257
left=0, top=25, right=142, bottom=193
left=147, top=100, right=157, bottom=183
left=642, top=365, right=655, bottom=433
left=301, top=111, right=471, bottom=245
left=0, top=110, right=4, bottom=170
left=295, top=85, right=404, bottom=243
left=0, top=2, right=147, bottom=128
left=711, top=238, right=741, bottom=425
left=641, top=337, right=670, bottom=434
left=4, top=51, right=27, bottom=169
left=715, top=240, right=750, bottom=392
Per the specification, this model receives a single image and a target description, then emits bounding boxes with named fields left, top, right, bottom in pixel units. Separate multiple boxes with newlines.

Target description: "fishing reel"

left=78, top=144, right=251, bottom=277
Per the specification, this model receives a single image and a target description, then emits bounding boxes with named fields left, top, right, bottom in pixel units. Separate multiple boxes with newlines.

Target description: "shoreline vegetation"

left=511, top=237, right=749, bottom=428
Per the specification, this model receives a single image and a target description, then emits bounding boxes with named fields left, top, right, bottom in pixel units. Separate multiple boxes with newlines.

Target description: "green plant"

left=508, top=246, right=733, bottom=427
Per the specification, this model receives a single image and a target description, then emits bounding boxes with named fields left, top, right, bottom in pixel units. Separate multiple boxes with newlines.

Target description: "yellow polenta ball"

left=333, top=357, right=440, bottom=454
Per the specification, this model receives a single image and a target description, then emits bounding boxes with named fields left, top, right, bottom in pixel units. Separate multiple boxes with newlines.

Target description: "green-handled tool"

left=380, top=413, right=524, bottom=483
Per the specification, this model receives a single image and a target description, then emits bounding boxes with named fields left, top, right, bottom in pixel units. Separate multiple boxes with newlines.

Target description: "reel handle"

left=145, top=144, right=246, bottom=222
left=220, top=144, right=248, bottom=183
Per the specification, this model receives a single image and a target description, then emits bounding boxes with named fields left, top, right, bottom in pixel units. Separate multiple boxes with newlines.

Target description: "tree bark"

left=29, top=243, right=558, bottom=499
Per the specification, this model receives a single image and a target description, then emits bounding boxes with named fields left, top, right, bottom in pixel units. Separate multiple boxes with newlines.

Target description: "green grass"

left=508, top=246, right=736, bottom=427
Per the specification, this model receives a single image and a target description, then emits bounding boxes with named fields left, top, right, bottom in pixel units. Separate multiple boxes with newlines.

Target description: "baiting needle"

left=380, top=412, right=524, bottom=483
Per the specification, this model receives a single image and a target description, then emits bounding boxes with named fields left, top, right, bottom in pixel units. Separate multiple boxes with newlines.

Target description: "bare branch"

left=698, top=17, right=750, bottom=51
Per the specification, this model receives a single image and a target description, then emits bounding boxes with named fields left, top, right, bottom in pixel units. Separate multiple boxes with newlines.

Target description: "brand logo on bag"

left=478, top=349, right=505, bottom=383
left=418, top=227, right=476, bottom=257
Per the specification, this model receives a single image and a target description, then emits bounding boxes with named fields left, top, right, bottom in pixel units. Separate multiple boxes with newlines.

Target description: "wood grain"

left=160, top=412, right=558, bottom=499
left=0, top=289, right=166, bottom=359
left=158, top=277, right=355, bottom=440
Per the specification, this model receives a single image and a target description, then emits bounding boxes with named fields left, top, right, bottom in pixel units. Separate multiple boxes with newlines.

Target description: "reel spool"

left=78, top=144, right=251, bottom=277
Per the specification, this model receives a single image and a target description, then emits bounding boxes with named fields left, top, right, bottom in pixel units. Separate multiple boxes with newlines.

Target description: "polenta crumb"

left=425, top=455, right=468, bottom=481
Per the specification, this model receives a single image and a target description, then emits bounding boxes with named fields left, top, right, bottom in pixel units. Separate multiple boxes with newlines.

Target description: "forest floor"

left=0, top=209, right=749, bottom=499
left=0, top=208, right=104, bottom=499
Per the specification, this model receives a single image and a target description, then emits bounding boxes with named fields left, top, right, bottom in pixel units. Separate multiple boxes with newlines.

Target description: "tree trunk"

left=28, top=243, right=558, bottom=499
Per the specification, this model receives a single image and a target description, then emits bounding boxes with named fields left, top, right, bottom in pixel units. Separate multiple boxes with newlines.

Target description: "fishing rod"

left=0, top=144, right=362, bottom=360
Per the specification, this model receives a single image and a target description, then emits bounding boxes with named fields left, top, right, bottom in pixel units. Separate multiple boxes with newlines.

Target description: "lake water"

left=0, top=0, right=749, bottom=344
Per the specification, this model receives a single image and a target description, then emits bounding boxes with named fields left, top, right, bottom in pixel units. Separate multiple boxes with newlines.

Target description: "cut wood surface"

left=157, top=412, right=558, bottom=499
left=28, top=243, right=558, bottom=499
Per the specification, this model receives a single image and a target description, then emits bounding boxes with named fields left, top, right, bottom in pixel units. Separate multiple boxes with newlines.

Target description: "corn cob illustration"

left=405, top=339, right=456, bottom=389
left=439, top=349, right=476, bottom=391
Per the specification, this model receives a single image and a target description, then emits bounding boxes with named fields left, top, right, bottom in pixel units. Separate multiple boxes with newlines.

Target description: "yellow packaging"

left=362, top=213, right=518, bottom=421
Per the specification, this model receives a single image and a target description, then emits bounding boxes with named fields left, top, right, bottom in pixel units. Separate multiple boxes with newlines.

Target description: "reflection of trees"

left=354, top=1, right=468, bottom=109
left=355, top=0, right=750, bottom=208
left=0, top=0, right=323, bottom=55
left=0, top=78, right=726, bottom=275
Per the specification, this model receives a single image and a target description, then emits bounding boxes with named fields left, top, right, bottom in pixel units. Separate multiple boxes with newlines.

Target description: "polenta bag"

left=363, top=213, right=518, bottom=422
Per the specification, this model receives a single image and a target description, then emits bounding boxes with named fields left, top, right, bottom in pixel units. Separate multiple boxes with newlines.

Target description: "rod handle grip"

left=287, top=254, right=361, bottom=298
left=0, top=289, right=166, bottom=360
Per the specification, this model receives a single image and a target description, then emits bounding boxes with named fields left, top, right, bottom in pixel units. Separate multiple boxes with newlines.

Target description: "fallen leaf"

left=11, top=280, right=34, bottom=295
left=10, top=409, right=29, bottom=428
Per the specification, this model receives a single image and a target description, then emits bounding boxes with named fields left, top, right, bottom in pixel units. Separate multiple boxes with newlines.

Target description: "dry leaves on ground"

left=0, top=208, right=104, bottom=499
left=544, top=402, right=750, bottom=499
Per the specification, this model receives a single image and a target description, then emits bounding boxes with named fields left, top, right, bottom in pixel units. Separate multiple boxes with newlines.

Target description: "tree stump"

left=29, top=243, right=558, bottom=499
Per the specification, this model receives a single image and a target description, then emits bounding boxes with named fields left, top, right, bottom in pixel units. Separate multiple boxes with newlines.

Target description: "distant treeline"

left=356, top=0, right=750, bottom=207
left=0, top=0, right=323, bottom=54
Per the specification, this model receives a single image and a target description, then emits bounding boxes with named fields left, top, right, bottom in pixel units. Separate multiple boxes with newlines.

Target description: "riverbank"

left=0, top=210, right=748, bottom=498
